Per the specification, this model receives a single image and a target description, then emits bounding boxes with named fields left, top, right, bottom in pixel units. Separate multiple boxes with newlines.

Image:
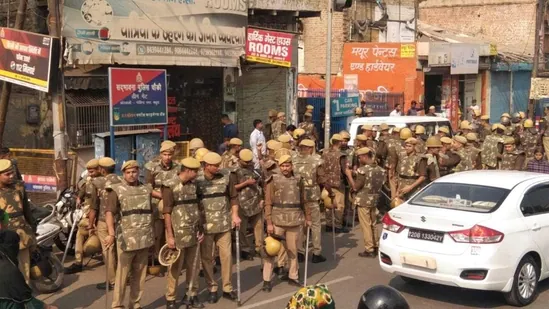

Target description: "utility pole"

left=324, top=0, right=333, bottom=149
left=0, top=0, right=27, bottom=144
left=531, top=0, right=544, bottom=118
left=47, top=0, right=69, bottom=192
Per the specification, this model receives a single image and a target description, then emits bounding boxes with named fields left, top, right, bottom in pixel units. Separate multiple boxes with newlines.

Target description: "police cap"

left=277, top=154, right=292, bottom=165
left=356, top=134, right=368, bottom=141
left=86, top=159, right=99, bottom=169
left=121, top=160, right=139, bottom=171
left=203, top=152, right=222, bottom=165
left=299, top=139, right=315, bottom=147
left=0, top=159, right=12, bottom=173
left=239, top=149, right=253, bottom=162
left=355, top=147, right=372, bottom=156
left=229, top=138, right=243, bottom=146
left=181, top=157, right=201, bottom=169
left=267, top=140, right=282, bottom=151
left=453, top=135, right=468, bottom=144
left=277, top=135, right=291, bottom=143
left=440, top=137, right=453, bottom=145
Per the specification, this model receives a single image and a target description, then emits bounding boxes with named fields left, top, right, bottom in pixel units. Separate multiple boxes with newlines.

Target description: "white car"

left=379, top=171, right=549, bottom=307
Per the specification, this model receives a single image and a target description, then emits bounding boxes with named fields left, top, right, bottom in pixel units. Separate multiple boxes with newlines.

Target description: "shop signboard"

left=22, top=174, right=57, bottom=193
left=530, top=77, right=549, bottom=100
left=63, top=0, right=246, bottom=67
left=331, top=96, right=359, bottom=118
left=451, top=43, right=480, bottom=75
left=0, top=28, right=58, bottom=92
left=108, top=67, right=168, bottom=126
left=428, top=42, right=450, bottom=67
left=246, top=28, right=296, bottom=67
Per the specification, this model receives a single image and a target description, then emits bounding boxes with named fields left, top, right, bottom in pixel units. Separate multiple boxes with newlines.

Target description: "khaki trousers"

left=165, top=245, right=200, bottom=301
left=200, top=231, right=233, bottom=293
left=239, top=212, right=263, bottom=254
left=325, top=188, right=345, bottom=229
left=154, top=219, right=165, bottom=258
left=112, top=247, right=149, bottom=309
left=298, top=202, right=322, bottom=255
left=358, top=207, right=379, bottom=252
left=263, top=225, right=300, bottom=281
left=97, top=220, right=116, bottom=285
left=74, top=217, right=90, bottom=264
left=544, top=137, right=549, bottom=160
left=18, top=247, right=30, bottom=284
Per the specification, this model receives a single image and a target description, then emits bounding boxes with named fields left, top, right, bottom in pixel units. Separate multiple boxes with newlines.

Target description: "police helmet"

left=357, top=285, right=410, bottom=309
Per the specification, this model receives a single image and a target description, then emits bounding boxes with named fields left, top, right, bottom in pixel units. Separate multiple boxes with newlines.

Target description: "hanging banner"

left=108, top=68, right=168, bottom=126
left=0, top=28, right=59, bottom=92
left=63, top=0, right=247, bottom=67
left=245, top=28, right=296, bottom=67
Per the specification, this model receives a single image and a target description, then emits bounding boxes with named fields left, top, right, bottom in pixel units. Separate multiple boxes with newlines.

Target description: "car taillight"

left=449, top=225, right=504, bottom=244
left=382, top=214, right=405, bottom=233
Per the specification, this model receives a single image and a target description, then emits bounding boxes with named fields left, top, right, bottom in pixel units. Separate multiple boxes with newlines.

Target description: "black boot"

left=181, top=295, right=190, bottom=306
left=241, top=251, right=254, bottom=261
left=335, top=227, right=350, bottom=234
left=262, top=281, right=272, bottom=292
left=208, top=292, right=218, bottom=304
left=64, top=263, right=83, bottom=274
left=312, top=254, right=327, bottom=264
left=166, top=300, right=178, bottom=309
left=298, top=252, right=305, bottom=263
left=96, top=282, right=115, bottom=290
left=358, top=251, right=377, bottom=258
left=278, top=268, right=289, bottom=281
left=222, top=290, right=238, bottom=301
left=188, top=296, right=204, bottom=308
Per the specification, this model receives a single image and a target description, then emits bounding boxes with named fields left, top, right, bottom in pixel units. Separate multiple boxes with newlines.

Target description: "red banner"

left=246, top=28, right=294, bottom=67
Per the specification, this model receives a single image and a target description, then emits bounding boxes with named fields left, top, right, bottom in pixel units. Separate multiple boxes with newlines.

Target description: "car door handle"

left=532, top=223, right=541, bottom=231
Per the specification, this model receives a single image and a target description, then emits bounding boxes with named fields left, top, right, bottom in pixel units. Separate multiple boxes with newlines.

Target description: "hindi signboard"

left=331, top=96, right=359, bottom=118
left=0, top=28, right=58, bottom=92
left=108, top=68, right=168, bottom=126
left=530, top=78, right=549, bottom=100
left=22, top=174, right=57, bottom=193
left=246, top=28, right=296, bottom=67
left=451, top=43, right=480, bottom=75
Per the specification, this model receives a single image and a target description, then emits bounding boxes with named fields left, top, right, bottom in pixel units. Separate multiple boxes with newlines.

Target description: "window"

left=410, top=183, right=510, bottom=213
left=520, top=185, right=549, bottom=216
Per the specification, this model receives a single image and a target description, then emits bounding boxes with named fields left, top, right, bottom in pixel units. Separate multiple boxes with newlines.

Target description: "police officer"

left=351, top=135, right=368, bottom=171
left=541, top=107, right=549, bottom=159
left=189, top=138, right=205, bottom=158
left=438, top=137, right=461, bottom=176
left=105, top=160, right=154, bottom=309
left=479, top=115, right=491, bottom=142
left=88, top=157, right=120, bottom=290
left=294, top=139, right=326, bottom=263
left=424, top=137, right=442, bottom=183
left=520, top=119, right=540, bottom=166
left=395, top=138, right=427, bottom=200
left=298, top=112, right=318, bottom=144
left=220, top=138, right=242, bottom=169
left=65, top=158, right=100, bottom=274
left=145, top=142, right=181, bottom=259
left=481, top=124, right=505, bottom=170
left=465, top=133, right=482, bottom=170
left=265, top=109, right=278, bottom=141
left=387, top=128, right=411, bottom=199
left=234, top=149, right=264, bottom=261
left=501, top=137, right=526, bottom=171
left=437, top=126, right=450, bottom=139
left=272, top=112, right=287, bottom=140
left=162, top=157, right=205, bottom=309
left=261, top=140, right=282, bottom=177
left=0, top=159, right=35, bottom=283
left=263, top=155, right=311, bottom=291
left=501, top=113, right=514, bottom=136
left=414, top=125, right=427, bottom=154
left=196, top=152, right=240, bottom=303
left=353, top=147, right=386, bottom=258
left=451, top=136, right=473, bottom=172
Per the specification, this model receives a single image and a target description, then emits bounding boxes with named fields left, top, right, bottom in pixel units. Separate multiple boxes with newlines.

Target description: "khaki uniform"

left=145, top=161, right=180, bottom=257
left=322, top=148, right=346, bottom=229
left=438, top=151, right=460, bottom=176
left=453, top=148, right=473, bottom=173
left=220, top=152, right=239, bottom=169
left=294, top=153, right=325, bottom=256
left=396, top=152, right=427, bottom=200
left=162, top=179, right=202, bottom=301
left=541, top=116, right=549, bottom=160
left=0, top=181, right=35, bottom=283
left=75, top=176, right=96, bottom=264
left=354, top=164, right=386, bottom=253
left=235, top=166, right=263, bottom=255
left=481, top=134, right=504, bottom=169
left=298, top=121, right=318, bottom=143
left=425, top=153, right=440, bottom=183
left=105, top=180, right=154, bottom=309
left=90, top=174, right=121, bottom=286
left=271, top=120, right=286, bottom=140
left=415, top=138, right=427, bottom=154
left=196, top=169, right=238, bottom=293
left=263, top=173, right=310, bottom=281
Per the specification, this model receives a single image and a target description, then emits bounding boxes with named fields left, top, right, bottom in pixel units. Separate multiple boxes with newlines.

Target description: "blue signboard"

left=331, top=96, right=359, bottom=118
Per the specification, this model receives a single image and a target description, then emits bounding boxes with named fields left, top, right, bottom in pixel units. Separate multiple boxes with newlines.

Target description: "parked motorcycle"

left=30, top=203, right=64, bottom=293
left=52, top=187, right=78, bottom=255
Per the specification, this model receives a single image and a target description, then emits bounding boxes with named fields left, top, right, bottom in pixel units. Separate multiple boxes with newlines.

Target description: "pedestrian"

left=0, top=159, right=35, bottom=284
left=500, top=137, right=526, bottom=171
left=526, top=147, right=549, bottom=174
left=294, top=139, right=327, bottom=264
left=424, top=136, right=442, bottom=183
left=272, top=112, right=287, bottom=140
left=162, top=157, right=205, bottom=309
left=65, top=158, right=100, bottom=275
left=145, top=141, right=180, bottom=261
left=389, top=104, right=402, bottom=116
left=285, top=284, right=335, bottom=309
left=298, top=112, right=319, bottom=145
left=220, top=138, right=242, bottom=169
left=250, top=119, right=266, bottom=170
left=0, top=148, right=22, bottom=181
left=263, top=155, right=311, bottom=291
left=426, top=106, right=437, bottom=116
left=221, top=114, right=238, bottom=140
left=395, top=138, right=427, bottom=200
left=88, top=157, right=120, bottom=290
left=234, top=149, right=264, bottom=261
left=196, top=152, right=240, bottom=303
left=406, top=101, right=418, bottom=116
left=353, top=147, right=386, bottom=258
left=105, top=160, right=156, bottom=309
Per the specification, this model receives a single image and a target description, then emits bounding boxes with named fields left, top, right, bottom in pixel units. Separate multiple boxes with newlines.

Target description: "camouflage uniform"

left=235, top=166, right=263, bottom=256
left=520, top=129, right=540, bottom=165
left=500, top=150, right=526, bottom=171
left=415, top=138, right=427, bottom=154
left=107, top=180, right=154, bottom=309
left=271, top=120, right=286, bottom=140
left=425, top=153, right=440, bottom=183
left=0, top=181, right=36, bottom=283
left=396, top=151, right=427, bottom=200
left=481, top=134, right=504, bottom=169
left=196, top=169, right=237, bottom=294
left=220, top=151, right=239, bottom=169
left=298, top=121, right=318, bottom=143
left=263, top=173, right=310, bottom=282
left=322, top=148, right=346, bottom=229
left=162, top=178, right=203, bottom=301
left=294, top=153, right=325, bottom=256
left=542, top=115, right=549, bottom=159
left=465, top=145, right=482, bottom=170
left=353, top=164, right=386, bottom=253
left=453, top=148, right=473, bottom=172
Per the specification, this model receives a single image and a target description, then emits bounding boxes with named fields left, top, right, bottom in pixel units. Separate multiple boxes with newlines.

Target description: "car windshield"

left=409, top=183, right=510, bottom=213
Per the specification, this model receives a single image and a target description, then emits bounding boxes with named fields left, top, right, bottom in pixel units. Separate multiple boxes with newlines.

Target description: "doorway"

left=425, top=75, right=443, bottom=112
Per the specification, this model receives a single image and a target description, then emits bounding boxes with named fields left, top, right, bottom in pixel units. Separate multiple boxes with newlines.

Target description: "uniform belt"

left=273, top=203, right=301, bottom=209
left=9, top=211, right=24, bottom=218
left=202, top=192, right=226, bottom=199
left=398, top=175, right=419, bottom=180
left=174, top=199, right=199, bottom=206
left=121, top=209, right=153, bottom=216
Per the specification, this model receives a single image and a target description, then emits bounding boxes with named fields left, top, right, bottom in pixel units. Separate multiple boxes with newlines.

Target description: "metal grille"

left=173, top=141, right=190, bottom=161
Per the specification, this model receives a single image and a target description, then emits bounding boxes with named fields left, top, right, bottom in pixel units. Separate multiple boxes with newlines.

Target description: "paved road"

left=38, top=226, right=549, bottom=309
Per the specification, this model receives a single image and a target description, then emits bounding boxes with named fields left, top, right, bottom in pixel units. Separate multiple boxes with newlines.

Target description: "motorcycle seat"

left=31, top=205, right=53, bottom=223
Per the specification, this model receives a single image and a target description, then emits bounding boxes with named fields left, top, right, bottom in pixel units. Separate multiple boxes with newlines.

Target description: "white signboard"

left=451, top=43, right=480, bottom=75
left=530, top=78, right=549, bottom=100
left=428, top=42, right=450, bottom=67
left=63, top=0, right=247, bottom=67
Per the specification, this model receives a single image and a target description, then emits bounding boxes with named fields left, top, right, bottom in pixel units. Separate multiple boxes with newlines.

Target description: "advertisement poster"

left=108, top=67, right=168, bottom=126
left=0, top=28, right=58, bottom=92
left=246, top=27, right=295, bottom=67
left=22, top=175, right=57, bottom=193
left=331, top=96, right=359, bottom=118
left=63, top=0, right=247, bottom=66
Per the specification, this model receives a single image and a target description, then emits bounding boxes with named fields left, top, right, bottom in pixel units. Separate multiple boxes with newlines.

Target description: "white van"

left=349, top=116, right=453, bottom=146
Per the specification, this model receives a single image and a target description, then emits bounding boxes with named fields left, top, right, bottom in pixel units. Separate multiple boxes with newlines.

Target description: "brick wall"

left=420, top=0, right=536, bottom=55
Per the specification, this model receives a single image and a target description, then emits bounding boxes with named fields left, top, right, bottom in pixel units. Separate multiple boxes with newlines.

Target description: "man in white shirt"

left=389, top=104, right=402, bottom=116
left=249, top=119, right=266, bottom=169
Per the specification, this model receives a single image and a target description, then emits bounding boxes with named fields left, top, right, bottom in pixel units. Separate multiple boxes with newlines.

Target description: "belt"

left=398, top=175, right=419, bottom=180
left=202, top=192, right=226, bottom=199
left=273, top=203, right=301, bottom=209
left=9, top=211, right=23, bottom=218
left=121, top=209, right=152, bottom=216
left=174, top=199, right=199, bottom=206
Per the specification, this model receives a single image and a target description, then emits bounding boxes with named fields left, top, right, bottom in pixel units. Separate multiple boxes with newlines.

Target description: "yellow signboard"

left=401, top=44, right=416, bottom=58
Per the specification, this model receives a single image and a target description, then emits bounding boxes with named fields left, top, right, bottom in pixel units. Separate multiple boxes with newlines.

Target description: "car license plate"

left=400, top=253, right=437, bottom=270
left=408, top=228, right=444, bottom=243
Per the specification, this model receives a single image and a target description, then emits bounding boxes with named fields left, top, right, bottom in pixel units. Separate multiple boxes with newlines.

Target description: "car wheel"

left=503, top=255, right=540, bottom=307
left=400, top=276, right=424, bottom=285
